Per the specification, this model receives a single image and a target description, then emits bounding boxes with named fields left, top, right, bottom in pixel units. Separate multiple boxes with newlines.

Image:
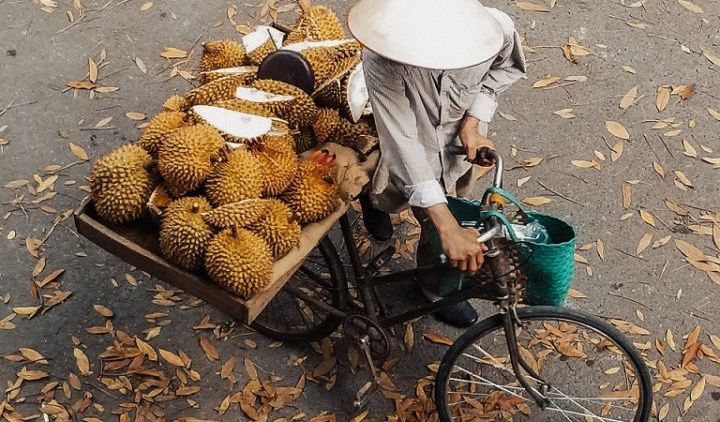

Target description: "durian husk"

left=199, top=39, right=247, bottom=72
left=159, top=197, right=214, bottom=271
left=246, top=37, right=277, bottom=66
left=281, top=159, right=339, bottom=225
left=147, top=182, right=176, bottom=222
left=248, top=199, right=301, bottom=258
left=252, top=132, right=298, bottom=196
left=311, top=108, right=372, bottom=153
left=157, top=124, right=226, bottom=196
left=199, top=66, right=258, bottom=85
left=201, top=198, right=271, bottom=229
left=184, top=74, right=254, bottom=108
left=204, top=147, right=263, bottom=207
left=196, top=99, right=274, bottom=119
left=91, top=144, right=155, bottom=224
left=136, top=111, right=187, bottom=158
left=293, top=127, right=319, bottom=154
left=252, top=79, right=317, bottom=129
left=191, top=105, right=276, bottom=146
left=163, top=95, right=188, bottom=112
left=205, top=229, right=273, bottom=299
left=285, top=5, right=345, bottom=44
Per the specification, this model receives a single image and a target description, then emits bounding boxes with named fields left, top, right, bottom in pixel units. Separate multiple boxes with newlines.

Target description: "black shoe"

left=359, top=191, right=393, bottom=241
left=433, top=301, right=478, bottom=328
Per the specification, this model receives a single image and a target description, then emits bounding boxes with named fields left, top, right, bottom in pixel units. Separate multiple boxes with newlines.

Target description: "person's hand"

left=459, top=115, right=496, bottom=166
left=439, top=225, right=488, bottom=273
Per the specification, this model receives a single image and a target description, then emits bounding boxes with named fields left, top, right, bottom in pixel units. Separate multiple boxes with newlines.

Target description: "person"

left=348, top=0, right=527, bottom=327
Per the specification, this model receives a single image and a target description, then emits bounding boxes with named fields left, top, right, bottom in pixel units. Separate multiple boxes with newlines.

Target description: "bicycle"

left=250, top=151, right=652, bottom=421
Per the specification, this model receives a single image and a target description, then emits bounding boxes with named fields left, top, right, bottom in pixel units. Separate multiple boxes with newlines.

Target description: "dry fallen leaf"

left=522, top=196, right=552, bottom=206
left=637, top=232, right=653, bottom=255
left=675, top=239, right=704, bottom=261
left=621, top=183, right=632, bottom=208
left=93, top=304, right=113, bottom=318
left=679, top=0, right=704, bottom=13
left=674, top=170, right=693, bottom=188
left=73, top=348, right=90, bottom=376
left=160, top=47, right=188, bottom=59
left=620, top=86, right=638, bottom=109
left=125, top=111, right=146, bottom=121
left=708, top=107, right=720, bottom=121
left=515, top=1, right=550, bottom=12
left=68, top=142, right=88, bottom=161
left=404, top=322, right=414, bottom=351
left=553, top=108, right=575, bottom=119
left=605, top=121, right=630, bottom=140
left=532, top=75, right=561, bottom=88
left=653, top=235, right=672, bottom=249
left=423, top=332, right=454, bottom=346
left=159, top=349, right=184, bottom=367
left=653, top=161, right=665, bottom=178
left=199, top=337, right=219, bottom=361
left=656, top=86, right=671, bottom=111
left=639, top=210, right=656, bottom=227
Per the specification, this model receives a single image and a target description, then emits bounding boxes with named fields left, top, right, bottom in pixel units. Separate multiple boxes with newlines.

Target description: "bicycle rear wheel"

left=435, top=306, right=652, bottom=421
left=251, top=236, right=349, bottom=342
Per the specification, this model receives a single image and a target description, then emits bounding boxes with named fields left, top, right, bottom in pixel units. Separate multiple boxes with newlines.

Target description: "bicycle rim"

left=251, top=237, right=348, bottom=342
left=436, top=306, right=652, bottom=422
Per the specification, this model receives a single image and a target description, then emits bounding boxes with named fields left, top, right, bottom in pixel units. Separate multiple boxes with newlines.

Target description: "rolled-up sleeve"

left=466, top=8, right=527, bottom=123
left=363, top=52, right=448, bottom=208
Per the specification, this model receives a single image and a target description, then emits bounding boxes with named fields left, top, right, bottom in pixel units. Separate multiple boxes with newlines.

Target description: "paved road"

left=1, top=0, right=719, bottom=420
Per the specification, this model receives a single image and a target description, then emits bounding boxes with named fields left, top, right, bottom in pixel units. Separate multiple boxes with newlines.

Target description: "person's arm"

left=463, top=8, right=527, bottom=162
left=363, top=52, right=486, bottom=272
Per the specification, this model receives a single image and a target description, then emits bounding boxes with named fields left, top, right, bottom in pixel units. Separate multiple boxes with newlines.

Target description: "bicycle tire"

left=435, top=306, right=652, bottom=421
left=251, top=236, right=349, bottom=342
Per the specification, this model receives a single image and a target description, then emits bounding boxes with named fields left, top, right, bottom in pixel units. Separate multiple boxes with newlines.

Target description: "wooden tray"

left=74, top=198, right=348, bottom=324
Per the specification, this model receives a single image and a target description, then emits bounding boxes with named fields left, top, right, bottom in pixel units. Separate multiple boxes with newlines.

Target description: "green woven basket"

left=481, top=187, right=576, bottom=306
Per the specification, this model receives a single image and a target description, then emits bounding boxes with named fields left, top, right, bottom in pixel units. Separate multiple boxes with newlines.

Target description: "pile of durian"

left=88, top=2, right=375, bottom=300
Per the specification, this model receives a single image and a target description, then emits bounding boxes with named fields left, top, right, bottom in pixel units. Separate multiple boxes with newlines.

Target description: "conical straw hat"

left=348, top=0, right=504, bottom=70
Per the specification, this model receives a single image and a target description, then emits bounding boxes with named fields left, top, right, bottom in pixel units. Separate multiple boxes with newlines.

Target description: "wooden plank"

left=74, top=199, right=348, bottom=324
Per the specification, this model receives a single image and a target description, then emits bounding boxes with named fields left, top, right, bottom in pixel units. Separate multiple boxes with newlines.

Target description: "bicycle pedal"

left=353, top=380, right=377, bottom=408
left=367, top=246, right=395, bottom=272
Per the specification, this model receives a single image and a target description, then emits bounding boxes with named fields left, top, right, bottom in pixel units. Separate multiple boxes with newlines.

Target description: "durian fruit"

left=249, top=199, right=301, bottom=258
left=157, top=124, right=226, bottom=196
left=242, top=26, right=284, bottom=66
left=191, top=105, right=275, bottom=146
left=147, top=182, right=175, bottom=221
left=281, top=156, right=339, bottom=225
left=251, top=79, right=317, bottom=128
left=252, top=132, right=298, bottom=196
left=199, top=66, right=257, bottom=85
left=282, top=40, right=362, bottom=89
left=184, top=74, right=254, bottom=108
left=90, top=144, right=155, bottom=224
left=163, top=95, right=188, bottom=112
left=312, top=108, right=372, bottom=153
left=201, top=198, right=270, bottom=229
left=136, top=111, right=187, bottom=158
left=199, top=39, right=247, bottom=72
left=204, top=229, right=273, bottom=299
left=235, top=86, right=295, bottom=116
left=159, top=197, right=214, bottom=271
left=294, top=127, right=319, bottom=154
left=285, top=4, right=345, bottom=44
left=313, top=62, right=369, bottom=122
left=204, top=147, right=263, bottom=207
left=205, top=98, right=274, bottom=118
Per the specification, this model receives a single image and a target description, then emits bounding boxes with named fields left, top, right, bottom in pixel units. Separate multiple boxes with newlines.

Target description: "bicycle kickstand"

left=353, top=335, right=380, bottom=408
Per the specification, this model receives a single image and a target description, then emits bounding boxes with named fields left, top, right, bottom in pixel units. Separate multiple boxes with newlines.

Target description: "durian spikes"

left=252, top=132, right=298, bottom=196
left=248, top=199, right=301, bottom=259
left=159, top=197, right=214, bottom=271
left=199, top=66, right=258, bottom=85
left=282, top=40, right=362, bottom=90
left=147, top=182, right=175, bottom=220
left=285, top=4, right=345, bottom=44
left=201, top=199, right=271, bottom=229
left=251, top=79, right=318, bottom=129
left=311, top=108, right=371, bottom=153
left=205, top=229, right=273, bottom=299
left=204, top=147, right=263, bottom=207
left=184, top=74, right=255, bottom=108
left=90, top=144, right=155, bottom=224
left=157, top=124, right=226, bottom=196
left=281, top=151, right=339, bottom=225
left=136, top=111, right=187, bottom=158
left=199, top=39, right=247, bottom=73
left=162, top=95, right=188, bottom=112
left=242, top=26, right=285, bottom=66
left=191, top=105, right=275, bottom=146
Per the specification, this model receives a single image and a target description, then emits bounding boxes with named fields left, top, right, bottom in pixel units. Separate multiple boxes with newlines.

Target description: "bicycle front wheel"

left=435, top=306, right=652, bottom=421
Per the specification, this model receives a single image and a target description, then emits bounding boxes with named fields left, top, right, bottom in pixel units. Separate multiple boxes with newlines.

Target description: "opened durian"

left=313, top=62, right=369, bottom=122
left=204, top=147, right=263, bottom=207
left=205, top=229, right=273, bottom=299
left=91, top=144, right=155, bottom=224
left=285, top=4, right=345, bottom=44
left=199, top=66, right=258, bottom=85
left=242, top=26, right=284, bottom=66
left=201, top=198, right=271, bottom=229
left=252, top=132, right=298, bottom=196
left=191, top=105, right=275, bottom=146
left=282, top=39, right=362, bottom=89
left=157, top=124, right=226, bottom=196
left=199, top=39, right=247, bottom=72
left=136, top=111, right=187, bottom=158
left=184, top=74, right=255, bottom=108
left=147, top=182, right=175, bottom=221
left=251, top=79, right=317, bottom=128
left=163, top=95, right=188, bottom=112
left=281, top=154, right=339, bottom=225
left=248, top=199, right=301, bottom=258
left=159, top=197, right=214, bottom=271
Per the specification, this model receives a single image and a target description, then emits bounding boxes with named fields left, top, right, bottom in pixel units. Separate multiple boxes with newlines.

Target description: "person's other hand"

left=459, top=115, right=495, bottom=165
left=439, top=225, right=488, bottom=274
